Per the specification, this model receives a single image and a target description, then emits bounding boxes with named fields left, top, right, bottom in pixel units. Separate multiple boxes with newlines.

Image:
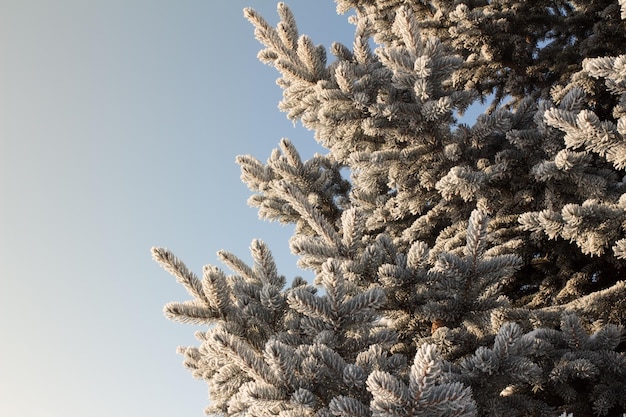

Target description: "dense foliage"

left=153, top=1, right=626, bottom=415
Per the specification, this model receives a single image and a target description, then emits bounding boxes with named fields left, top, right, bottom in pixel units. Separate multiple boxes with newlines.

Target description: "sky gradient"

left=1, top=1, right=354, bottom=416
left=0, top=2, right=487, bottom=416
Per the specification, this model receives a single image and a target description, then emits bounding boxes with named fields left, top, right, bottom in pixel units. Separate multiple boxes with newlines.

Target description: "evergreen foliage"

left=153, top=1, right=626, bottom=415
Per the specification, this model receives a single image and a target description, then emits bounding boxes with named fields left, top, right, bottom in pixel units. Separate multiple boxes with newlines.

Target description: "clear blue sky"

left=0, top=2, right=487, bottom=416
left=0, top=1, right=354, bottom=416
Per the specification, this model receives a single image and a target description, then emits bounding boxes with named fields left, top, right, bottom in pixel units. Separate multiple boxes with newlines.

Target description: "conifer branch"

left=156, top=2, right=626, bottom=416
left=152, top=247, right=208, bottom=304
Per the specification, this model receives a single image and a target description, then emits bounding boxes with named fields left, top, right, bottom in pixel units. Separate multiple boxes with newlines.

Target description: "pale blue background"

left=1, top=1, right=353, bottom=416
left=1, top=2, right=484, bottom=416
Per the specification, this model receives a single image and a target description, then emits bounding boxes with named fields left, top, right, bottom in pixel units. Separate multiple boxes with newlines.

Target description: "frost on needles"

left=153, top=1, right=626, bottom=416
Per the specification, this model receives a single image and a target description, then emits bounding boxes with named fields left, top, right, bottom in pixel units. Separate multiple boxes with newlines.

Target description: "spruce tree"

left=153, top=1, right=626, bottom=416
